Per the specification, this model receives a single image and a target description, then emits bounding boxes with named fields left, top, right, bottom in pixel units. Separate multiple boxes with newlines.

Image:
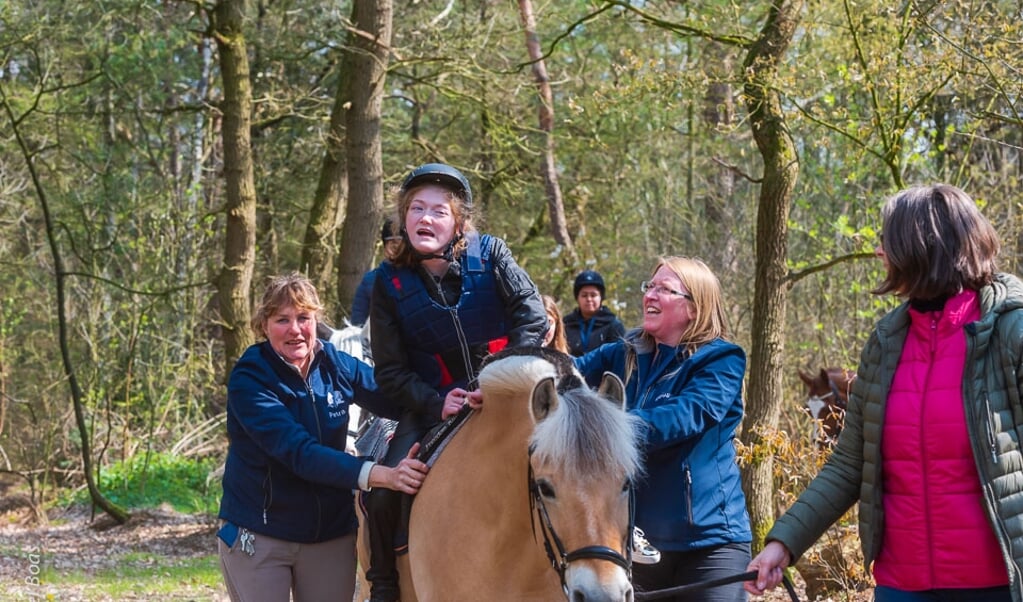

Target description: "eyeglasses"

left=640, top=281, right=693, bottom=300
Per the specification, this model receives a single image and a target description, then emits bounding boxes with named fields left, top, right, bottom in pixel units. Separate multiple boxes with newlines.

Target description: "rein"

left=527, top=450, right=801, bottom=602
left=527, top=447, right=633, bottom=596
left=635, top=570, right=801, bottom=601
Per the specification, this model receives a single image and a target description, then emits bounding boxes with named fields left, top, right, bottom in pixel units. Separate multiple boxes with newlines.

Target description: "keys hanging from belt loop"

left=239, top=528, right=255, bottom=557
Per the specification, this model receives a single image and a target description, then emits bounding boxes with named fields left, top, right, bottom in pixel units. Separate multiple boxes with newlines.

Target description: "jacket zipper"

left=684, top=464, right=693, bottom=524
left=306, top=380, right=324, bottom=539
left=922, top=314, right=938, bottom=584
left=262, top=466, right=272, bottom=525
left=431, top=272, right=476, bottom=384
left=983, top=392, right=998, bottom=463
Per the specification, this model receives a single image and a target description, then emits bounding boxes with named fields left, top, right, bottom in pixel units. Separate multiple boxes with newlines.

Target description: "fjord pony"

left=407, top=347, right=643, bottom=601
left=798, top=367, right=856, bottom=449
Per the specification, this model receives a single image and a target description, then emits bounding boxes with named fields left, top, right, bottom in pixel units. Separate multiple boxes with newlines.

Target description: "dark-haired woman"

left=747, top=184, right=1023, bottom=602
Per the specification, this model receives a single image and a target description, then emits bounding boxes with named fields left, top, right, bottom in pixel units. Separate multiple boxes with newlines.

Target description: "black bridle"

left=527, top=447, right=802, bottom=602
left=527, top=447, right=634, bottom=597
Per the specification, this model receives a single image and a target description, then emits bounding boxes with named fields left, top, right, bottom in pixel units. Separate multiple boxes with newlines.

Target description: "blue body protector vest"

left=378, top=233, right=508, bottom=393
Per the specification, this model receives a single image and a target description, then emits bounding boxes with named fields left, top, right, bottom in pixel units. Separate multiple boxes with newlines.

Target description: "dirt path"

left=0, top=504, right=869, bottom=601
left=0, top=505, right=225, bottom=601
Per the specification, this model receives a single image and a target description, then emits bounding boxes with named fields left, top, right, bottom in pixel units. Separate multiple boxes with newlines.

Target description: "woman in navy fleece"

left=217, top=272, right=427, bottom=602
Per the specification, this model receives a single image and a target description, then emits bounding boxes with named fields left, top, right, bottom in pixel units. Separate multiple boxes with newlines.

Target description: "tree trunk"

left=739, top=0, right=805, bottom=551
left=212, top=0, right=258, bottom=377
left=302, top=30, right=350, bottom=296
left=335, top=0, right=393, bottom=322
left=517, top=0, right=576, bottom=263
left=1, top=94, right=129, bottom=524
left=701, top=43, right=740, bottom=277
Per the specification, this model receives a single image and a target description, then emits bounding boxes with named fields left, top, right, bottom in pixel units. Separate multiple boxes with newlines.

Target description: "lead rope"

left=634, top=570, right=799, bottom=601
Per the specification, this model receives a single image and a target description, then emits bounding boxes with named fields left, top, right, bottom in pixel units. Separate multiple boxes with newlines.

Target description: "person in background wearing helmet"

left=350, top=218, right=401, bottom=328
left=364, top=162, right=547, bottom=602
left=564, top=269, right=626, bottom=357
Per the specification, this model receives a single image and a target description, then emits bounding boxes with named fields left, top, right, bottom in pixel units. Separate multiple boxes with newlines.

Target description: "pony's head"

left=479, top=347, right=643, bottom=601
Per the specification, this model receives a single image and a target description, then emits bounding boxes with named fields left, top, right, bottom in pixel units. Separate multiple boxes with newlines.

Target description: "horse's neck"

left=460, top=397, right=530, bottom=464
left=450, top=397, right=534, bottom=513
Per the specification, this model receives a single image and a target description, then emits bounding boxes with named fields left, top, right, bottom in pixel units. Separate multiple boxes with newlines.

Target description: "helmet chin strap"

left=403, top=229, right=463, bottom=263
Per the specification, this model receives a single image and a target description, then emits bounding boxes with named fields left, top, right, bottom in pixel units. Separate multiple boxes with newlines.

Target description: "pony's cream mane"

left=478, top=353, right=558, bottom=398
left=479, top=352, right=643, bottom=480
left=531, top=387, right=644, bottom=480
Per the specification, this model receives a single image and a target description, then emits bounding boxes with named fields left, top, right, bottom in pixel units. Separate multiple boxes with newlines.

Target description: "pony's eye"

left=621, top=480, right=631, bottom=494
left=536, top=480, right=555, bottom=499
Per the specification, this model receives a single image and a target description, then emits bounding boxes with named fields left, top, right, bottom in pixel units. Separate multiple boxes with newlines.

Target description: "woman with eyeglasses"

left=575, top=256, right=752, bottom=602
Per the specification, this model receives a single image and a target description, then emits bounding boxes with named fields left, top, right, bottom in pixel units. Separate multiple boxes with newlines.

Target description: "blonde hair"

left=641, top=256, right=728, bottom=354
left=542, top=295, right=569, bottom=354
left=250, top=272, right=323, bottom=338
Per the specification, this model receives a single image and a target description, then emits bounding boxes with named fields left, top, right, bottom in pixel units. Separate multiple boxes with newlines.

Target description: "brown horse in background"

left=798, top=367, right=856, bottom=449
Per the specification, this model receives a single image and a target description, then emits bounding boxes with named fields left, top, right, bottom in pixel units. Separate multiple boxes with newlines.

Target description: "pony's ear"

left=597, top=371, right=626, bottom=410
left=797, top=369, right=814, bottom=386
left=530, top=376, right=559, bottom=422
left=818, top=368, right=830, bottom=382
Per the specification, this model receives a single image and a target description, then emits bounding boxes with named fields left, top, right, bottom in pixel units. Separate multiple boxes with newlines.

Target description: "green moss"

left=61, top=452, right=221, bottom=514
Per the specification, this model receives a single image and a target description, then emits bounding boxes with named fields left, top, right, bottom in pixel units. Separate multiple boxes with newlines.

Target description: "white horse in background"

left=320, top=319, right=373, bottom=451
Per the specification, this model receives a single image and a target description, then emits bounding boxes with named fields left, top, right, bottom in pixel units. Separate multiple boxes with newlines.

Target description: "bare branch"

left=785, top=251, right=877, bottom=287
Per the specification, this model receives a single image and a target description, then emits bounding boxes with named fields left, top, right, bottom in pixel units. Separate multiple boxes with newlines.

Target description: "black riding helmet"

left=400, top=163, right=473, bottom=209
left=574, top=270, right=606, bottom=298
left=398, top=163, right=474, bottom=262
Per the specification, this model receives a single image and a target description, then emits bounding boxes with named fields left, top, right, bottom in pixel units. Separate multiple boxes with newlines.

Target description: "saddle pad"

left=354, top=415, right=397, bottom=462
left=416, top=405, right=475, bottom=467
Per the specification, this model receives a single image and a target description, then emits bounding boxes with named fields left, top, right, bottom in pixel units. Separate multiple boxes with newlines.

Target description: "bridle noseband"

left=527, top=446, right=634, bottom=597
left=527, top=449, right=803, bottom=602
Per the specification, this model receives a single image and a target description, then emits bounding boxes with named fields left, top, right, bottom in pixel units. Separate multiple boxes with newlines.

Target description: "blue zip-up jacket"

left=218, top=339, right=401, bottom=543
left=576, top=332, right=752, bottom=552
left=564, top=306, right=626, bottom=358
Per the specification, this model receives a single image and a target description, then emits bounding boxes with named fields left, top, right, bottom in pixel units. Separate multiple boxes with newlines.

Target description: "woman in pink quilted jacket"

left=747, top=184, right=1023, bottom=602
